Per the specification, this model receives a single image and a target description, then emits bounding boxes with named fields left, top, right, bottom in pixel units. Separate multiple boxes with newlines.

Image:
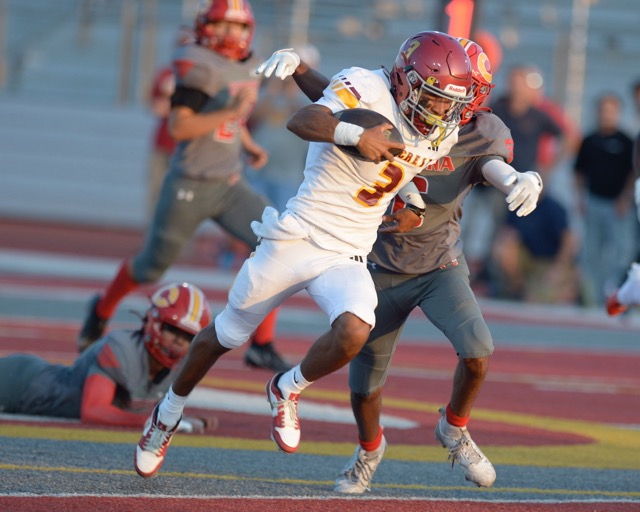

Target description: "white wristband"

left=334, top=121, right=364, bottom=146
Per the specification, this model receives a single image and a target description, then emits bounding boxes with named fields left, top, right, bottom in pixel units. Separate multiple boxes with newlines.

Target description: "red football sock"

left=359, top=426, right=383, bottom=452
left=95, top=260, right=139, bottom=320
left=446, top=403, right=469, bottom=428
left=251, top=308, right=279, bottom=346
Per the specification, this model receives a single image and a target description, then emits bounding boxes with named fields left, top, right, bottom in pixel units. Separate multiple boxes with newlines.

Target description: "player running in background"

left=77, top=0, right=290, bottom=373
left=0, top=283, right=214, bottom=433
left=133, top=31, right=475, bottom=479
left=260, top=37, right=543, bottom=491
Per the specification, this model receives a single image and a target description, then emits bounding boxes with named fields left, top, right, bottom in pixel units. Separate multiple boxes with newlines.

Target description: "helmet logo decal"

left=477, top=52, right=492, bottom=83
left=152, top=286, right=179, bottom=309
left=444, top=84, right=468, bottom=96
left=405, top=40, right=420, bottom=60
left=407, top=70, right=420, bottom=86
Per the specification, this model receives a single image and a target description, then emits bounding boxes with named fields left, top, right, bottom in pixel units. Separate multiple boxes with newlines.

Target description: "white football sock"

left=157, top=386, right=187, bottom=428
left=277, top=364, right=312, bottom=397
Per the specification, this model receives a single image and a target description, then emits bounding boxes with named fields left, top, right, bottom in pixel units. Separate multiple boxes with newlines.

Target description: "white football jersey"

left=282, top=67, right=459, bottom=255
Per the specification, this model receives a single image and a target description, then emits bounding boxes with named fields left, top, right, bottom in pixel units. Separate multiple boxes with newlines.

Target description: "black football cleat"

left=77, top=294, right=108, bottom=352
left=244, top=341, right=292, bottom=373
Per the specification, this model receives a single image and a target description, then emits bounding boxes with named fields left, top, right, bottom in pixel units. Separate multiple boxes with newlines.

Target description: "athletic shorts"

left=349, top=255, right=494, bottom=395
left=215, top=237, right=377, bottom=349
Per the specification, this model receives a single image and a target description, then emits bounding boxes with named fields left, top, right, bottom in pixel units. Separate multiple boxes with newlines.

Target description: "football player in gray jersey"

left=77, top=0, right=290, bottom=374
left=258, top=38, right=543, bottom=491
left=0, top=283, right=212, bottom=433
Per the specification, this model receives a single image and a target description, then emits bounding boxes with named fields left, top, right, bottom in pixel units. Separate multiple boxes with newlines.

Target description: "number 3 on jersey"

left=355, top=162, right=405, bottom=207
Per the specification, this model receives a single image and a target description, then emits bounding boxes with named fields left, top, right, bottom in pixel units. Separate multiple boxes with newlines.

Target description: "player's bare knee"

left=331, top=313, right=371, bottom=357
left=351, top=388, right=381, bottom=404
left=461, top=356, right=489, bottom=380
left=193, top=323, right=223, bottom=349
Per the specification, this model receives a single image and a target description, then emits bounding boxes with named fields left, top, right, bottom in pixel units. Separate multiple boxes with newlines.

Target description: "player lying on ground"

left=0, top=283, right=215, bottom=433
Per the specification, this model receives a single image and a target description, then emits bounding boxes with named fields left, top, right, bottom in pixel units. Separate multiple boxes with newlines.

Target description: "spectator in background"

left=246, top=45, right=320, bottom=212
left=574, top=93, right=635, bottom=307
left=461, top=64, right=567, bottom=293
left=535, top=93, right=581, bottom=178
left=492, top=187, right=579, bottom=304
left=491, top=66, right=569, bottom=175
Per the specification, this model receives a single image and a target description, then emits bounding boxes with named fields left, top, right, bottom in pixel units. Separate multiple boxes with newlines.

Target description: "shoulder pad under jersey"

left=172, top=44, right=226, bottom=97
left=318, top=67, right=389, bottom=112
left=452, top=111, right=514, bottom=163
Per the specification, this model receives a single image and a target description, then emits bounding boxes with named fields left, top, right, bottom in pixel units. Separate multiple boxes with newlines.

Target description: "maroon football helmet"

left=456, top=37, right=495, bottom=125
left=194, top=0, right=255, bottom=60
left=143, top=282, right=212, bottom=368
left=390, top=31, right=473, bottom=138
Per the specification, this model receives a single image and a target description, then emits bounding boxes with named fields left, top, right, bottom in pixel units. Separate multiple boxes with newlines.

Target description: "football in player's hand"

left=333, top=108, right=403, bottom=161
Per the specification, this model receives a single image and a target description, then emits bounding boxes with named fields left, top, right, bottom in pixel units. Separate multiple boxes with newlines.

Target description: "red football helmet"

left=456, top=37, right=495, bottom=125
left=194, top=0, right=255, bottom=60
left=390, top=31, right=473, bottom=138
left=143, top=282, right=212, bottom=369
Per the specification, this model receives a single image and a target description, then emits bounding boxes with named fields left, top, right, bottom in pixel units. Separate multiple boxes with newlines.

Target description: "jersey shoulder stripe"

left=318, top=67, right=390, bottom=112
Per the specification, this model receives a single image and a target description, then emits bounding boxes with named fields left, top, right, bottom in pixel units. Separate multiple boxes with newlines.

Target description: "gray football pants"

left=349, top=255, right=494, bottom=396
left=132, top=172, right=271, bottom=283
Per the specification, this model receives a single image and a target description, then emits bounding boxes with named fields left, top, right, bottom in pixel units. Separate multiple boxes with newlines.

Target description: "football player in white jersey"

left=256, top=38, right=545, bottom=492
left=134, top=31, right=474, bottom=478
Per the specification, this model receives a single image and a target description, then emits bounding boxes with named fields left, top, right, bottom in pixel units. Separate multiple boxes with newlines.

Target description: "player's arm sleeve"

left=80, top=341, right=149, bottom=427
left=481, top=158, right=518, bottom=194
left=293, top=66, right=330, bottom=103
left=171, top=86, right=209, bottom=112
left=397, top=181, right=427, bottom=209
left=80, top=373, right=150, bottom=427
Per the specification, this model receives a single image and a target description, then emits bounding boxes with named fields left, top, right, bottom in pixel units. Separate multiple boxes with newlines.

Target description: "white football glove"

left=634, top=177, right=640, bottom=223
left=255, top=49, right=300, bottom=80
left=503, top=171, right=543, bottom=217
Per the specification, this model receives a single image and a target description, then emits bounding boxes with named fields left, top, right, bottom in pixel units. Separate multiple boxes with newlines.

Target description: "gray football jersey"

left=17, top=330, right=176, bottom=418
left=169, top=44, right=262, bottom=180
left=369, top=112, right=513, bottom=274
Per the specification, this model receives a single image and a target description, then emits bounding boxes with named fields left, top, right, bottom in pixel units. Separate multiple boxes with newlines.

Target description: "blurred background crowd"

left=1, top=0, right=639, bottom=310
